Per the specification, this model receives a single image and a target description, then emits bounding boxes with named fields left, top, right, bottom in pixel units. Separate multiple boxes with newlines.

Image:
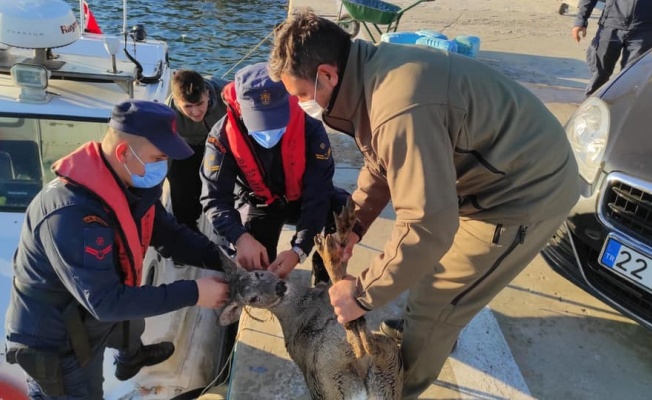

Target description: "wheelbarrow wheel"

left=558, top=2, right=569, bottom=15
left=337, top=17, right=361, bottom=38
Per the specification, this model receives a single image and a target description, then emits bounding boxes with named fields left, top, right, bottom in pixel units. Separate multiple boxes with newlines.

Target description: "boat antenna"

left=121, top=27, right=163, bottom=84
left=79, top=0, right=85, bottom=35
left=118, top=0, right=163, bottom=84
left=122, top=0, right=127, bottom=37
left=120, top=0, right=144, bottom=82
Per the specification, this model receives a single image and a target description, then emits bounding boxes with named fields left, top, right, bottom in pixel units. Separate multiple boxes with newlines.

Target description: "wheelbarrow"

left=336, top=0, right=436, bottom=43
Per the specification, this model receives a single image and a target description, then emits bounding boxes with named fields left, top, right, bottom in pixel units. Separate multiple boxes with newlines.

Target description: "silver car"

left=542, top=49, right=652, bottom=331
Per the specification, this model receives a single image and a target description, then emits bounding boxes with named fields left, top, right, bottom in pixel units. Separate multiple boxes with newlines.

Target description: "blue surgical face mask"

left=123, top=145, right=168, bottom=188
left=249, top=127, right=287, bottom=149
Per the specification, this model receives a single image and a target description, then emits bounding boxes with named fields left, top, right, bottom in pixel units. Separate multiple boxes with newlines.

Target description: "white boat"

left=0, top=1, right=233, bottom=398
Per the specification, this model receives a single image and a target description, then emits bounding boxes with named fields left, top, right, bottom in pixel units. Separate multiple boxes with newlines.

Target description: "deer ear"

left=217, top=246, right=243, bottom=279
left=218, top=301, right=243, bottom=326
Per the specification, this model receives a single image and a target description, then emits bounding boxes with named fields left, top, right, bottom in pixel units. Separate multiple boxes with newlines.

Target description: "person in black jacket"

left=166, top=70, right=227, bottom=232
left=200, top=62, right=352, bottom=282
left=573, top=0, right=652, bottom=96
left=4, top=100, right=232, bottom=399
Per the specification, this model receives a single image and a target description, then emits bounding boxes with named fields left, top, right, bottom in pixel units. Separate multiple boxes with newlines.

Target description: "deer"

left=217, top=198, right=403, bottom=399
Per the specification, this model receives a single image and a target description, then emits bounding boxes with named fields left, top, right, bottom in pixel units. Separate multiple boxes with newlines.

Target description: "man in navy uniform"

left=201, top=62, right=354, bottom=282
left=573, top=0, right=652, bottom=96
left=5, top=100, right=233, bottom=399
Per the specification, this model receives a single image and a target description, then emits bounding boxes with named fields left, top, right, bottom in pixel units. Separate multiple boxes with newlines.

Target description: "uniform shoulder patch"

left=83, top=215, right=108, bottom=226
left=207, top=136, right=226, bottom=154
left=204, top=153, right=221, bottom=174
left=83, top=227, right=114, bottom=267
left=315, top=146, right=332, bottom=160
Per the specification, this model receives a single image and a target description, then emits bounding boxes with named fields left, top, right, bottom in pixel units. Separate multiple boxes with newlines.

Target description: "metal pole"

left=122, top=0, right=127, bottom=35
left=79, top=0, right=85, bottom=35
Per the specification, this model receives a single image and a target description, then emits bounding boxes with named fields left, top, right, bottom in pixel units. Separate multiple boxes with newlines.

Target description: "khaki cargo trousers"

left=401, top=213, right=568, bottom=399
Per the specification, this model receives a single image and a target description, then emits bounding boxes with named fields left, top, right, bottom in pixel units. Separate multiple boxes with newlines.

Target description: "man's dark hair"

left=268, top=8, right=351, bottom=81
left=171, top=69, right=207, bottom=103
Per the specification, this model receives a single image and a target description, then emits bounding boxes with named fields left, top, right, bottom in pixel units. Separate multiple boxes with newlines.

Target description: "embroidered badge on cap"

left=260, top=90, right=271, bottom=106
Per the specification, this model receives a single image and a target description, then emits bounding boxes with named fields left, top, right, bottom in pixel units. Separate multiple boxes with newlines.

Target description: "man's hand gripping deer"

left=314, top=198, right=403, bottom=399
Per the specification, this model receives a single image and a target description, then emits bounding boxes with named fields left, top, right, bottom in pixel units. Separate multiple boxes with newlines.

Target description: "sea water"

left=69, top=0, right=287, bottom=79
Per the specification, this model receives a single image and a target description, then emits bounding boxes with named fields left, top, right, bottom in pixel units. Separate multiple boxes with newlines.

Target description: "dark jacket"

left=5, top=149, right=223, bottom=350
left=200, top=114, right=335, bottom=255
left=166, top=77, right=228, bottom=146
left=575, top=0, right=652, bottom=30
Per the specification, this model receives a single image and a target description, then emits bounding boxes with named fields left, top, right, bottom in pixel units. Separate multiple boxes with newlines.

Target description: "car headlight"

left=566, top=97, right=610, bottom=184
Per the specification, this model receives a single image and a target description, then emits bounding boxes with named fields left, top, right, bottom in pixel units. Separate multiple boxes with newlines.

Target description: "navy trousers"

left=167, top=144, right=205, bottom=232
left=25, top=319, right=145, bottom=400
left=585, top=26, right=652, bottom=96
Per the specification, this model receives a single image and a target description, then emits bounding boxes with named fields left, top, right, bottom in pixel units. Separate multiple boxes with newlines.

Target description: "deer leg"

left=315, top=198, right=378, bottom=362
left=314, top=234, right=346, bottom=282
left=334, top=197, right=356, bottom=248
left=315, top=234, right=367, bottom=363
left=314, top=197, right=356, bottom=281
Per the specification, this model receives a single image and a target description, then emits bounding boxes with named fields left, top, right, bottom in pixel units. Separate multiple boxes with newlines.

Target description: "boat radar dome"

left=0, top=0, right=81, bottom=49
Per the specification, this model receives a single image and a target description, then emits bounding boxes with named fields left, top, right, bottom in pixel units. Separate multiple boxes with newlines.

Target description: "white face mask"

left=298, top=73, right=324, bottom=121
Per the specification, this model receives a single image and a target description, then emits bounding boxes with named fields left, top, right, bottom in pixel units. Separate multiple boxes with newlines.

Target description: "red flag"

left=83, top=1, right=103, bottom=34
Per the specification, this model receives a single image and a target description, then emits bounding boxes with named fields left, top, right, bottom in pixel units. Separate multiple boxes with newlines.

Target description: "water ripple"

left=76, top=0, right=287, bottom=79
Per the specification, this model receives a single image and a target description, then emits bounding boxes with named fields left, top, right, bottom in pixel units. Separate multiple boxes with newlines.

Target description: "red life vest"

left=222, top=82, right=306, bottom=205
left=52, top=142, right=154, bottom=286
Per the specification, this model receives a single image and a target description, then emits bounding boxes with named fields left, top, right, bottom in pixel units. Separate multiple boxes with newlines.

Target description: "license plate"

left=600, top=237, right=652, bottom=292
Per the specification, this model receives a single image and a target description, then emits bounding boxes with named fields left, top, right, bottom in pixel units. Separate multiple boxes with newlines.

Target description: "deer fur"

left=217, top=266, right=402, bottom=399
left=217, top=199, right=403, bottom=399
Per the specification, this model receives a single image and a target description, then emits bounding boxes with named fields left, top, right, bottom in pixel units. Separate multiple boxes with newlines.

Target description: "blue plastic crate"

left=415, top=36, right=458, bottom=53
left=415, top=29, right=448, bottom=40
left=453, top=35, right=481, bottom=58
left=380, top=31, right=423, bottom=44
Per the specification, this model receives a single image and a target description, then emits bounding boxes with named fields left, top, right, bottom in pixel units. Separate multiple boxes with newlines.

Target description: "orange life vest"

left=222, top=82, right=306, bottom=205
left=52, top=142, right=154, bottom=286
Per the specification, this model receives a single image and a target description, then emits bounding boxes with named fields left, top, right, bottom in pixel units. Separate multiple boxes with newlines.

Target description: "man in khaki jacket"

left=269, top=9, right=580, bottom=399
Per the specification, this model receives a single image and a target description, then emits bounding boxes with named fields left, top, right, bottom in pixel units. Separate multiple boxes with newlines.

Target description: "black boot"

left=114, top=342, right=175, bottom=381
left=379, top=318, right=404, bottom=343
left=380, top=318, right=459, bottom=352
left=311, top=252, right=330, bottom=286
